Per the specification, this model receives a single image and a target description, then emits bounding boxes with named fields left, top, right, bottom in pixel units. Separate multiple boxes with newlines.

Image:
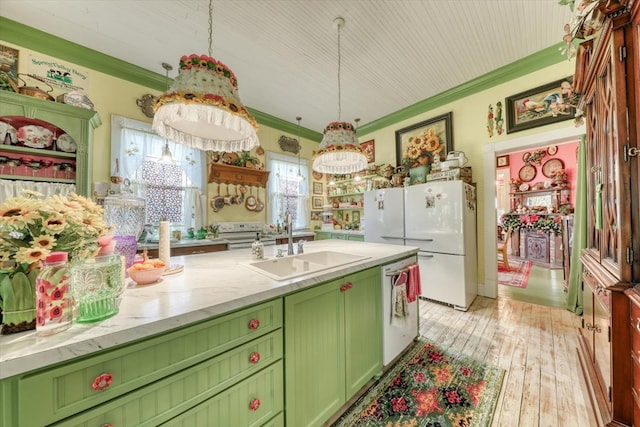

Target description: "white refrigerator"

left=365, top=181, right=477, bottom=311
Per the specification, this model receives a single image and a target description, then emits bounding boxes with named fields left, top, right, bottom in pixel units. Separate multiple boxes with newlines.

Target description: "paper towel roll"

left=158, top=221, right=171, bottom=268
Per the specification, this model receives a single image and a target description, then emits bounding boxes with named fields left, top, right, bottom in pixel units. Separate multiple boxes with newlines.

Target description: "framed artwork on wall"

left=496, top=155, right=509, bottom=168
left=312, top=181, right=323, bottom=194
left=360, top=139, right=375, bottom=163
left=395, top=112, right=453, bottom=169
left=312, top=196, right=323, bottom=209
left=506, top=77, right=578, bottom=134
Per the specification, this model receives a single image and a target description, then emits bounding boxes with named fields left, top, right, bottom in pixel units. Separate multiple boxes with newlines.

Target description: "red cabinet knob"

left=92, top=373, right=113, bottom=391
left=249, top=398, right=261, bottom=411
left=248, top=319, right=260, bottom=330
left=340, top=284, right=347, bottom=292
left=103, top=424, right=113, bottom=427
left=346, top=282, right=353, bottom=289
left=249, top=352, right=261, bottom=364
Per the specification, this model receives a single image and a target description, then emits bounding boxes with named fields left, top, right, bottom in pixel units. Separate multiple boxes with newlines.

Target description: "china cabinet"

left=0, top=91, right=101, bottom=197
left=573, top=0, right=639, bottom=425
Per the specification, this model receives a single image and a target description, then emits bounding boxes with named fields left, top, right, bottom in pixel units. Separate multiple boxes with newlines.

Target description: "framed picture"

left=360, top=139, right=375, bottom=163
left=395, top=112, right=453, bottom=169
left=310, top=210, right=322, bottom=221
left=312, top=181, right=323, bottom=194
left=506, top=77, right=578, bottom=134
left=352, top=211, right=360, bottom=223
left=496, top=155, right=509, bottom=168
left=312, top=196, right=324, bottom=209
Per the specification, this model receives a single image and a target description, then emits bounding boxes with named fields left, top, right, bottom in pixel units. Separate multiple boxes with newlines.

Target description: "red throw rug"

left=333, top=339, right=505, bottom=427
left=498, top=259, right=532, bottom=288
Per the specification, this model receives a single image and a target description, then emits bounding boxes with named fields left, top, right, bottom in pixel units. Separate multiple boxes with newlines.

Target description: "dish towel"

left=407, top=264, right=422, bottom=303
left=391, top=272, right=409, bottom=326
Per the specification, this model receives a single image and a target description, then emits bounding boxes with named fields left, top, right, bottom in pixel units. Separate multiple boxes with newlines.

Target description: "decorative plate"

left=56, top=133, right=77, bottom=153
left=518, top=164, right=536, bottom=182
left=519, top=183, right=530, bottom=192
left=547, top=145, right=558, bottom=155
left=542, top=158, right=564, bottom=178
left=522, top=152, right=531, bottom=163
left=17, top=125, right=54, bottom=149
left=312, top=170, right=323, bottom=180
left=0, top=121, right=17, bottom=144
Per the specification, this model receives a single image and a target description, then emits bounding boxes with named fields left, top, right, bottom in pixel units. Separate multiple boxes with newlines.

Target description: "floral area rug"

left=333, top=339, right=505, bottom=427
left=497, top=259, right=532, bottom=288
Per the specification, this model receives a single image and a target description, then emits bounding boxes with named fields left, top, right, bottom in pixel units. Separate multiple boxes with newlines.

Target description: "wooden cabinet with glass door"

left=572, top=0, right=640, bottom=425
left=0, top=91, right=101, bottom=197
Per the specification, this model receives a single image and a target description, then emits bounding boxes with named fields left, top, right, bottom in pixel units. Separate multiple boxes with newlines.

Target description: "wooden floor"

left=419, top=295, right=598, bottom=426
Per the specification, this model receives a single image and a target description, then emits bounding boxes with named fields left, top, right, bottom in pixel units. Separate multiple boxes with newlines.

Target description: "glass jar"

left=36, top=251, right=73, bottom=336
left=70, top=254, right=124, bottom=323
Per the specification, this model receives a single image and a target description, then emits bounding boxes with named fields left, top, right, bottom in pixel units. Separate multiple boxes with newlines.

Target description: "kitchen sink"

left=247, top=251, right=369, bottom=281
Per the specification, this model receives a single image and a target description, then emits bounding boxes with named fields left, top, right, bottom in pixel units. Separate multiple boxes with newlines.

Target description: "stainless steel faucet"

left=286, top=211, right=294, bottom=255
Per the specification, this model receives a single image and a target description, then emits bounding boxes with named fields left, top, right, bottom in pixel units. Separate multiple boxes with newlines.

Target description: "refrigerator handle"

left=418, top=252, right=434, bottom=258
left=409, top=238, right=434, bottom=242
left=380, top=235, right=404, bottom=239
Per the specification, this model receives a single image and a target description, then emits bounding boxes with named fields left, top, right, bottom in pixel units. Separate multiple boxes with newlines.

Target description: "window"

left=110, top=115, right=206, bottom=231
left=266, top=152, right=309, bottom=230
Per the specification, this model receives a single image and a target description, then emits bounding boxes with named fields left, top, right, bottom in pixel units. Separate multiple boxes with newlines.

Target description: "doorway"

left=480, top=126, right=585, bottom=303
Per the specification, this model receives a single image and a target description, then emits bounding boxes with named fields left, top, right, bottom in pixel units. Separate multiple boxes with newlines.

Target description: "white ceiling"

left=1, top=0, right=573, bottom=134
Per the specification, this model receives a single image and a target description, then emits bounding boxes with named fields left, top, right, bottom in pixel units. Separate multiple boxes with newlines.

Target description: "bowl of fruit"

left=127, top=253, right=166, bottom=285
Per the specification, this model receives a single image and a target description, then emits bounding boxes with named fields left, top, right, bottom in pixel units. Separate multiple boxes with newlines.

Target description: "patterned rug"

left=497, top=259, right=532, bottom=288
left=333, top=339, right=505, bottom=427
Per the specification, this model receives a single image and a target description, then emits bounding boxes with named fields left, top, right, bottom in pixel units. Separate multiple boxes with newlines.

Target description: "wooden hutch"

left=573, top=0, right=640, bottom=425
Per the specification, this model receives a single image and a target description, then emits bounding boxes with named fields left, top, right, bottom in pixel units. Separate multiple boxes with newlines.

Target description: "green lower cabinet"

left=347, top=234, right=364, bottom=242
left=314, top=232, right=332, bottom=240
left=285, top=267, right=382, bottom=427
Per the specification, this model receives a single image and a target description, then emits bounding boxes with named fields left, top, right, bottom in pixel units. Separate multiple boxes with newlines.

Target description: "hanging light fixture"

left=159, top=62, right=174, bottom=163
left=152, top=0, right=259, bottom=152
left=312, top=17, right=367, bottom=175
left=296, top=116, right=305, bottom=182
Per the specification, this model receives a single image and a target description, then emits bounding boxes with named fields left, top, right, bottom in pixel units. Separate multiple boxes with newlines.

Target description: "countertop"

left=0, top=240, right=417, bottom=379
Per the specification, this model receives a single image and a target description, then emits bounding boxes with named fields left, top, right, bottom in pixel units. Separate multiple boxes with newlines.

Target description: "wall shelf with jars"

left=509, top=187, right=572, bottom=215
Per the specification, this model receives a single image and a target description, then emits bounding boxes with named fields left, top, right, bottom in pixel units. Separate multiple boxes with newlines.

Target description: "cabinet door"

left=584, top=33, right=632, bottom=280
left=285, top=279, right=345, bottom=427
left=343, top=268, right=382, bottom=396
left=593, top=295, right=612, bottom=407
left=581, top=280, right=595, bottom=362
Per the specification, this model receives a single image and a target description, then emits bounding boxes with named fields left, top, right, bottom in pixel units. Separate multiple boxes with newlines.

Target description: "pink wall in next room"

left=507, top=141, right=579, bottom=208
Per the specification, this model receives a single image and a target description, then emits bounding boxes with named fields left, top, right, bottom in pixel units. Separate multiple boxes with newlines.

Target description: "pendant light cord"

left=208, top=0, right=214, bottom=57
left=337, top=20, right=342, bottom=121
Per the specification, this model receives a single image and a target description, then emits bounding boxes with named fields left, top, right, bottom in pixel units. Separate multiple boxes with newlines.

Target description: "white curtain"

left=266, top=151, right=309, bottom=230
left=0, top=179, right=76, bottom=203
left=111, top=115, right=207, bottom=230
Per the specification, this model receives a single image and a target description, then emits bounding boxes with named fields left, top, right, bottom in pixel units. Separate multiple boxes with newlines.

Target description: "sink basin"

left=247, top=251, right=369, bottom=280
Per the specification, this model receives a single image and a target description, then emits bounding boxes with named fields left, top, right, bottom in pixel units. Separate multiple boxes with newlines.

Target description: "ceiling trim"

left=0, top=16, right=566, bottom=145
left=358, top=42, right=567, bottom=136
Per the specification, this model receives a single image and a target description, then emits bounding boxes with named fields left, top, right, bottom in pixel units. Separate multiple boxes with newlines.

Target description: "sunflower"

left=32, top=234, right=56, bottom=250
left=15, top=246, right=50, bottom=265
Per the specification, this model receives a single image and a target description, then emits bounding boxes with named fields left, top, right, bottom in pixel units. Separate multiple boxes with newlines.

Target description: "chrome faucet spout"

left=286, top=211, right=294, bottom=255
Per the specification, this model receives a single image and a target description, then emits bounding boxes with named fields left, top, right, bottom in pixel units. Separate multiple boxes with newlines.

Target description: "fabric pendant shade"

left=152, top=54, right=259, bottom=152
left=312, top=121, right=367, bottom=174
left=312, top=17, right=367, bottom=175
left=151, top=0, right=259, bottom=153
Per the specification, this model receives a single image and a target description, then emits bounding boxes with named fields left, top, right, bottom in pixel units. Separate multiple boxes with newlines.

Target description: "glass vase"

left=70, top=255, right=124, bottom=323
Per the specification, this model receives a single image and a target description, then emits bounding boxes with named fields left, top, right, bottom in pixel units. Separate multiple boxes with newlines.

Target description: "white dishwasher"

left=381, top=255, right=419, bottom=367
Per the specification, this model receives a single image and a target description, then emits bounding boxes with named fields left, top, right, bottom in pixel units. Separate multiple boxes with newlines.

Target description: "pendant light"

left=296, top=116, right=305, bottom=182
left=159, top=62, right=174, bottom=163
left=312, top=17, right=367, bottom=175
left=152, top=0, right=259, bottom=152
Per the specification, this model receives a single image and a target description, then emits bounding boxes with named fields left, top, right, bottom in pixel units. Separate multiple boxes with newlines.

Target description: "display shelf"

left=0, top=145, right=76, bottom=159
left=328, top=174, right=379, bottom=185
left=327, top=191, right=365, bottom=198
left=0, top=174, right=74, bottom=184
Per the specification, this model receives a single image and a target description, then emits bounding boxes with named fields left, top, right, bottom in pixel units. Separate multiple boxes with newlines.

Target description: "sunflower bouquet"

left=0, top=191, right=111, bottom=333
left=401, top=128, right=445, bottom=169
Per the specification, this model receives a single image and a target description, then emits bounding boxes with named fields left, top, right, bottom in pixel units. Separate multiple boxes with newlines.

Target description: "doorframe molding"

left=481, top=125, right=586, bottom=298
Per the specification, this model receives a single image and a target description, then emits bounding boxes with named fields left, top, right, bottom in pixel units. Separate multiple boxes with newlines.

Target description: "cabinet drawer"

left=583, top=267, right=611, bottom=312
left=263, top=412, right=285, bottom=427
left=18, top=299, right=282, bottom=427
left=162, top=360, right=283, bottom=427
left=172, top=244, right=226, bottom=256
left=51, top=331, right=283, bottom=427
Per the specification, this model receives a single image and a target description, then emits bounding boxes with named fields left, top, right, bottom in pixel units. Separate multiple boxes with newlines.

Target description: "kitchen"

left=1, top=1, right=639, bottom=426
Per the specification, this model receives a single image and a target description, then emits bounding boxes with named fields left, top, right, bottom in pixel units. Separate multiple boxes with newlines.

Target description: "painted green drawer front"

left=162, top=361, right=283, bottom=427
left=18, top=299, right=282, bottom=427
left=263, top=412, right=285, bottom=427
left=51, top=330, right=283, bottom=427
left=333, top=233, right=349, bottom=240
left=314, top=232, right=331, bottom=240
left=347, top=234, right=364, bottom=241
